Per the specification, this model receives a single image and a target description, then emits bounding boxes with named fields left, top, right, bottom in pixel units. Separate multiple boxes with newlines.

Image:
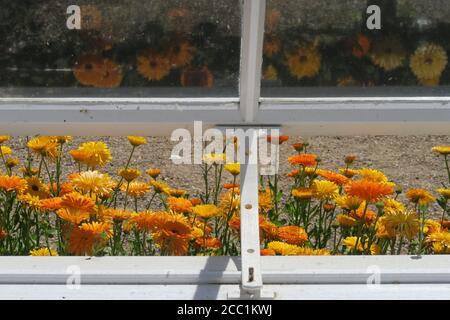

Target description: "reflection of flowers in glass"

left=370, top=36, right=406, bottom=71
left=263, top=64, right=278, bottom=80
left=265, top=9, right=281, bottom=34
left=137, top=51, right=172, bottom=81
left=352, top=34, right=370, bottom=58
left=180, top=66, right=214, bottom=88
left=73, top=55, right=123, bottom=88
left=167, top=7, right=193, bottom=33
left=263, top=36, right=281, bottom=57
left=410, top=43, right=448, bottom=86
left=285, top=45, right=321, bottom=79
left=80, top=5, right=103, bottom=31
left=168, top=41, right=195, bottom=68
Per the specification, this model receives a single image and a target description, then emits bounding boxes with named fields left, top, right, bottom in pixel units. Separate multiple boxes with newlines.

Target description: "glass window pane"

left=0, top=1, right=241, bottom=97
left=261, top=0, right=450, bottom=97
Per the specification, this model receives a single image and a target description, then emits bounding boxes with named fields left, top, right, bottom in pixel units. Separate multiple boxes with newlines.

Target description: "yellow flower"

left=357, top=168, right=389, bottom=183
left=224, top=163, right=240, bottom=176
left=127, top=136, right=147, bottom=147
left=339, top=168, right=359, bottom=178
left=203, top=153, right=226, bottom=165
left=18, top=194, right=42, bottom=211
left=437, top=188, right=450, bottom=200
left=0, top=136, right=10, bottom=144
left=25, top=176, right=50, bottom=199
left=343, top=236, right=364, bottom=252
left=29, top=248, right=58, bottom=256
left=0, top=146, right=12, bottom=156
left=267, top=241, right=301, bottom=256
left=336, top=214, right=357, bottom=227
left=122, top=180, right=150, bottom=198
left=258, top=188, right=273, bottom=213
left=118, top=168, right=142, bottom=182
left=285, top=44, right=321, bottom=79
left=192, top=204, right=220, bottom=219
left=168, top=188, right=187, bottom=198
left=5, top=158, right=20, bottom=169
left=383, top=198, right=405, bottom=213
left=335, top=195, right=363, bottom=211
left=263, top=64, right=278, bottom=80
left=76, top=141, right=112, bottom=168
left=168, top=196, right=192, bottom=214
left=432, top=146, right=450, bottom=155
left=146, top=168, right=161, bottom=179
left=149, top=180, right=170, bottom=194
left=423, top=219, right=442, bottom=235
left=427, top=231, right=450, bottom=254
left=292, top=187, right=314, bottom=200
left=27, top=136, right=59, bottom=160
left=370, top=36, right=406, bottom=71
left=71, top=170, right=113, bottom=196
left=384, top=209, right=420, bottom=239
left=312, top=180, right=339, bottom=200
left=406, top=188, right=435, bottom=206
left=410, top=43, right=447, bottom=82
left=55, top=136, right=73, bottom=144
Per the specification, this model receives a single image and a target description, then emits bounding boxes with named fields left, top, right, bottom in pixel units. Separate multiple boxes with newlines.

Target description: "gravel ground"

left=8, top=135, right=450, bottom=217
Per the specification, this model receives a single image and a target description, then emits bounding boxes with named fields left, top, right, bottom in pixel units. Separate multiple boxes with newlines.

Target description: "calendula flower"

left=357, top=168, right=389, bottom=183
left=168, top=196, right=192, bottom=214
left=437, top=188, right=450, bottom=200
left=223, top=183, right=240, bottom=190
left=339, top=168, right=359, bottom=178
left=266, top=135, right=289, bottom=144
left=192, top=204, right=220, bottom=219
left=316, top=170, right=349, bottom=186
left=432, top=146, right=450, bottom=155
left=342, top=236, right=365, bottom=252
left=118, top=168, right=142, bottom=182
left=127, top=136, right=147, bottom=147
left=203, top=153, right=226, bottom=165
left=0, top=136, right=10, bottom=144
left=345, top=180, right=394, bottom=203
left=261, top=248, right=276, bottom=256
left=406, top=188, right=435, bottom=206
left=277, top=226, right=308, bottom=245
left=427, top=230, right=450, bottom=253
left=286, top=44, right=321, bottom=79
left=370, top=36, right=406, bottom=71
left=146, top=168, right=161, bottom=179
left=69, top=149, right=90, bottom=164
left=103, top=208, right=132, bottom=221
left=335, top=195, right=364, bottom=211
left=258, top=188, right=273, bottom=213
left=57, top=192, right=95, bottom=225
left=336, top=214, right=357, bottom=227
left=76, top=141, right=112, bottom=168
left=350, top=206, right=377, bottom=225
left=25, top=176, right=50, bottom=199
left=149, top=180, right=170, bottom=194
left=423, top=219, right=442, bottom=235
left=287, top=154, right=317, bottom=167
left=291, top=187, right=314, bottom=200
left=68, top=222, right=113, bottom=256
left=152, top=214, right=192, bottom=256
left=260, top=217, right=278, bottom=240
left=39, top=197, right=63, bottom=212
left=130, top=211, right=167, bottom=232
left=29, top=248, right=58, bottom=256
left=267, top=241, right=300, bottom=256
left=410, top=43, right=448, bottom=84
left=0, top=175, right=27, bottom=193
left=5, top=158, right=19, bottom=169
left=219, top=190, right=240, bottom=214
left=384, top=208, right=420, bottom=240
left=27, top=136, right=58, bottom=160
left=71, top=170, right=113, bottom=196
left=312, top=180, right=339, bottom=200
left=18, top=194, right=42, bottom=211
left=224, top=163, right=240, bottom=176
left=137, top=50, right=171, bottom=81
left=123, top=181, right=150, bottom=198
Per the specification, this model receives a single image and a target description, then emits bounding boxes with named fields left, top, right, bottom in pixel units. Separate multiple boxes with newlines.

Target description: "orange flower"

left=168, top=196, right=192, bottom=214
left=152, top=214, right=192, bottom=255
left=316, top=170, right=349, bottom=186
left=103, top=208, right=132, bottom=221
left=137, top=50, right=171, bottom=81
left=267, top=135, right=289, bottom=144
left=277, top=226, right=308, bottom=245
left=195, top=237, right=222, bottom=249
left=73, top=55, right=123, bottom=88
left=349, top=207, right=377, bottom=225
left=406, top=188, right=435, bottom=206
left=67, top=222, right=113, bottom=255
left=261, top=248, right=276, bottom=256
left=292, top=143, right=305, bottom=152
left=146, top=168, right=161, bottom=179
left=0, top=175, right=27, bottom=193
left=292, top=187, right=314, bottom=200
left=130, top=211, right=168, bottom=232
left=189, top=198, right=202, bottom=206
left=260, top=216, right=278, bottom=240
left=345, top=180, right=394, bottom=203
left=39, top=197, right=63, bottom=212
left=287, top=154, right=317, bottom=167
left=223, top=183, right=240, bottom=190
left=352, top=34, right=370, bottom=58
left=57, top=192, right=95, bottom=224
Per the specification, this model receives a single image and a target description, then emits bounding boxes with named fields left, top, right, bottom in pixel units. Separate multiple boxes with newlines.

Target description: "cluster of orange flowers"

left=0, top=135, right=449, bottom=257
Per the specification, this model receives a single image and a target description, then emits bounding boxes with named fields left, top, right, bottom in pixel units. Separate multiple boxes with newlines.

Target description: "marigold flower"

left=349, top=207, right=377, bottom=225
left=57, top=192, right=95, bottom=225
left=427, top=231, right=450, bottom=253
left=263, top=64, right=278, bottom=80
left=263, top=36, right=281, bottom=57
left=345, top=180, right=394, bottom=203
left=168, top=196, right=192, bottom=214
left=406, top=188, right=435, bottom=206
left=76, top=141, right=112, bottom=169
left=0, top=175, right=27, bottom=193
left=18, top=194, right=42, bottom=211
left=277, top=226, right=308, bottom=245
left=68, top=222, right=113, bottom=255
left=127, top=136, right=147, bottom=147
left=29, top=248, right=58, bottom=256
left=352, top=34, right=370, bottom=58
left=260, top=217, right=278, bottom=241
left=123, top=181, right=150, bottom=198
left=312, top=180, right=339, bottom=200
left=152, top=214, right=192, bottom=256
left=192, top=204, right=220, bottom=219
left=103, top=208, right=132, bottom=221
left=384, top=209, right=420, bottom=240
left=335, top=195, right=363, bottom=211
left=258, top=188, right=274, bottom=213
left=287, top=154, right=317, bottom=167
left=18, top=167, right=39, bottom=177
left=432, top=146, right=450, bottom=155
left=27, top=136, right=59, bottom=160
left=357, top=168, right=389, bottom=183
left=423, top=219, right=442, bottom=235
left=146, top=168, right=161, bottom=179
left=118, top=168, right=142, bottom=183
left=55, top=136, right=72, bottom=144
left=39, top=197, right=63, bottom=212
left=71, top=170, right=113, bottom=196
left=383, top=198, right=405, bottom=213
left=224, top=163, right=240, bottom=176
left=130, top=211, right=168, bottom=232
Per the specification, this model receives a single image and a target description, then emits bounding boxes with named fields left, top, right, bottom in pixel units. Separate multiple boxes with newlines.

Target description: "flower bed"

left=0, top=135, right=449, bottom=257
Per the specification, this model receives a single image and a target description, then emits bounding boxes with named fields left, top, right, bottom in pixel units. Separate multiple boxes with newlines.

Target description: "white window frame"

left=1, top=0, right=450, bottom=300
